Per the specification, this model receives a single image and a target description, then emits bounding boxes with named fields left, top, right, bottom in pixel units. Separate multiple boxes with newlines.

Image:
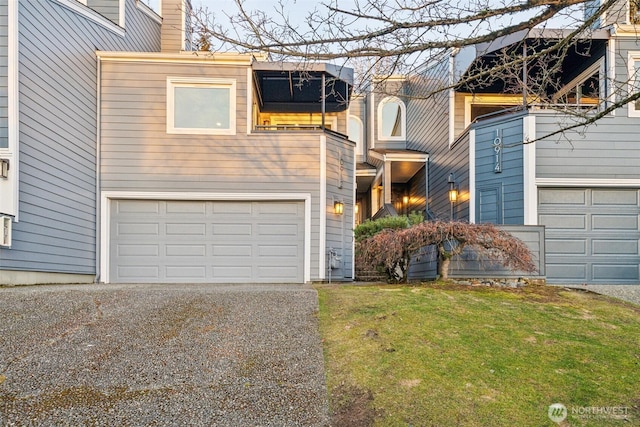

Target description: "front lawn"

left=316, top=283, right=640, bottom=426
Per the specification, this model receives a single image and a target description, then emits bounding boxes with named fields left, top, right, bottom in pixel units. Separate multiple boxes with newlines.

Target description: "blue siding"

left=473, top=115, right=524, bottom=225
left=0, top=0, right=160, bottom=274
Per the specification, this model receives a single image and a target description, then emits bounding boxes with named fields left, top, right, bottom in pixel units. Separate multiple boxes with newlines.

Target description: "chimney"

left=161, top=0, right=193, bottom=52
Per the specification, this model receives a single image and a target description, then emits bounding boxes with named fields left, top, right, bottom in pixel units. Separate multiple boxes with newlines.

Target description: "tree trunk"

left=438, top=256, right=450, bottom=280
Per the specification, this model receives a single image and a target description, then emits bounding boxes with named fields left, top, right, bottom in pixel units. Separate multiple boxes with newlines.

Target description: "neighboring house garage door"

left=109, top=200, right=305, bottom=283
left=538, top=188, right=640, bottom=284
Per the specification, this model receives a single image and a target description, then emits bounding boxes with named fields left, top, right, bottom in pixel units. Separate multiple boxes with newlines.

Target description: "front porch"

left=356, top=150, right=429, bottom=223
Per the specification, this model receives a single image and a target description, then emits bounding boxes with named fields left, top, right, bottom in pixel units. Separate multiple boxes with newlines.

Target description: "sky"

left=194, top=0, right=314, bottom=19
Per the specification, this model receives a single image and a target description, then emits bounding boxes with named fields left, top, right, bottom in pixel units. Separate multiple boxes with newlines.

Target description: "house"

left=353, top=0, right=640, bottom=285
left=0, top=0, right=356, bottom=285
left=97, top=55, right=355, bottom=284
left=0, top=0, right=163, bottom=285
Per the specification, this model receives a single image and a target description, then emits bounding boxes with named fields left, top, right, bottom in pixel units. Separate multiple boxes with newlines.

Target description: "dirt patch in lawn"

left=330, top=384, right=376, bottom=427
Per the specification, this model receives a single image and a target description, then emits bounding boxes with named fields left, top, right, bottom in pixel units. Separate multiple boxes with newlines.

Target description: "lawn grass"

left=316, top=283, right=640, bottom=426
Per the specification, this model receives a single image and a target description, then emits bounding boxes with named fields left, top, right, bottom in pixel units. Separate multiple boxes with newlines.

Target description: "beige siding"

left=161, top=0, right=185, bottom=52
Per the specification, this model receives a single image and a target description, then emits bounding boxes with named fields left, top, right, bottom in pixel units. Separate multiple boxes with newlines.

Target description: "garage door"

left=110, top=200, right=305, bottom=283
left=539, top=188, right=640, bottom=284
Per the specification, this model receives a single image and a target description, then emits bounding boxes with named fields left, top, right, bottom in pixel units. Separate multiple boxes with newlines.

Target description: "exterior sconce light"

left=448, top=173, right=458, bottom=203
left=354, top=203, right=359, bottom=215
left=0, top=159, right=8, bottom=179
left=334, top=200, right=344, bottom=215
left=402, top=195, right=409, bottom=205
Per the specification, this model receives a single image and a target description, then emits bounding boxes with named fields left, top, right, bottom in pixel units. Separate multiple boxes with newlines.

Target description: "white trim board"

left=52, top=0, right=125, bottom=36
left=319, top=135, right=327, bottom=279
left=100, top=191, right=313, bottom=284
left=468, top=129, right=476, bottom=223
left=522, top=116, right=537, bottom=225
left=536, top=178, right=640, bottom=187
left=0, top=0, right=19, bottom=218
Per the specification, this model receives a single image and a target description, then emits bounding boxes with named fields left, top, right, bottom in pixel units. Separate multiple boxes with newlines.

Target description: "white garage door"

left=539, top=188, right=640, bottom=284
left=110, top=200, right=305, bottom=283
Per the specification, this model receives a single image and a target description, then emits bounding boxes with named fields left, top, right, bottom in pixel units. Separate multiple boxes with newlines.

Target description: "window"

left=348, top=115, right=364, bottom=155
left=628, top=53, right=640, bottom=117
left=464, top=95, right=524, bottom=128
left=377, top=97, right=406, bottom=140
left=553, top=59, right=603, bottom=106
left=167, top=78, right=236, bottom=135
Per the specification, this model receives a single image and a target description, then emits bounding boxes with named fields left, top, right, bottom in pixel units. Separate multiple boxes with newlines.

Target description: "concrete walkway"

left=0, top=283, right=329, bottom=426
left=559, top=284, right=640, bottom=306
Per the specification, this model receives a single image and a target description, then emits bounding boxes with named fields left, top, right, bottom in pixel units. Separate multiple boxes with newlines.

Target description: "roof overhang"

left=473, top=28, right=610, bottom=58
left=252, top=62, right=354, bottom=113
left=356, top=163, right=378, bottom=192
left=457, top=28, right=611, bottom=94
left=368, top=150, right=429, bottom=184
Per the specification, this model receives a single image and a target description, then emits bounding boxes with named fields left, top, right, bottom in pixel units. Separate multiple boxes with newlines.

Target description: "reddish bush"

left=356, top=221, right=537, bottom=283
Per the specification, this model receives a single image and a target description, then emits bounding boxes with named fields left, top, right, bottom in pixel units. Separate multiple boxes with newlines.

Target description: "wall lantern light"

left=334, top=200, right=344, bottom=215
left=448, top=173, right=458, bottom=203
left=402, top=195, right=409, bottom=205
left=0, top=159, right=9, bottom=179
left=354, top=203, right=359, bottom=215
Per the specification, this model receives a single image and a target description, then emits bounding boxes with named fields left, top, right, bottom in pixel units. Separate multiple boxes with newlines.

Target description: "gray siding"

left=409, top=225, right=545, bottom=280
left=432, top=132, right=470, bottom=221
left=87, top=0, right=120, bottom=25
left=535, top=37, right=640, bottom=180
left=100, top=59, right=354, bottom=281
left=474, top=115, right=524, bottom=224
left=450, top=225, right=545, bottom=278
left=325, top=133, right=355, bottom=279
left=407, top=165, right=427, bottom=216
left=0, top=3, right=7, bottom=148
left=535, top=112, right=640, bottom=180
left=406, top=60, right=470, bottom=221
left=0, top=0, right=161, bottom=274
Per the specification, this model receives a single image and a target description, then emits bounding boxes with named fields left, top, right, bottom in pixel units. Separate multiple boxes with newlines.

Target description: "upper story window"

left=553, top=59, right=603, bottom=106
left=464, top=95, right=524, bottom=128
left=167, top=77, right=236, bottom=135
left=377, top=97, right=406, bottom=140
left=348, top=116, right=364, bottom=155
left=628, top=53, right=640, bottom=117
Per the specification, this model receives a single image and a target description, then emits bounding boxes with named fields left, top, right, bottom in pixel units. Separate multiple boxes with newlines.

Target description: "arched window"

left=378, top=97, right=406, bottom=140
left=348, top=115, right=364, bottom=155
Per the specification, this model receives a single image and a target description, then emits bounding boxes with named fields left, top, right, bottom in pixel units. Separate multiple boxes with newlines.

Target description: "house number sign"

left=493, top=129, right=503, bottom=173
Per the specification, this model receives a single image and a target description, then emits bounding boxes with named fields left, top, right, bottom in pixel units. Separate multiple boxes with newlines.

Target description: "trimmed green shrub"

left=354, top=212, right=424, bottom=242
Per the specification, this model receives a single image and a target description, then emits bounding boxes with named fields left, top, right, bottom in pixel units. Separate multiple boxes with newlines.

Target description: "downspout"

left=448, top=48, right=458, bottom=147
left=95, top=55, right=101, bottom=283
left=321, top=73, right=326, bottom=130
left=522, top=40, right=528, bottom=109
left=424, top=157, right=430, bottom=219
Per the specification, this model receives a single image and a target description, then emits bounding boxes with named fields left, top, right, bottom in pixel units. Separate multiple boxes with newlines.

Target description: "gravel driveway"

left=0, top=283, right=329, bottom=426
